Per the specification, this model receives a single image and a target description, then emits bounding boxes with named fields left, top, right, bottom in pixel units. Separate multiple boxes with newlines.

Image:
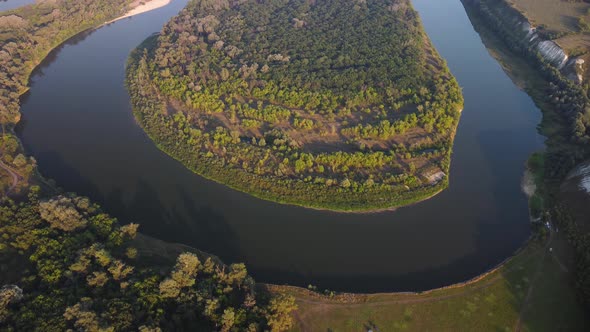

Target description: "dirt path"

left=551, top=250, right=569, bottom=273
left=514, top=231, right=553, bottom=332
left=0, top=159, right=21, bottom=194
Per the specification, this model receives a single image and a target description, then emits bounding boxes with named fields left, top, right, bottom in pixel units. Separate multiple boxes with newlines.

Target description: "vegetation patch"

left=0, top=191, right=297, bottom=331
left=127, top=0, right=463, bottom=211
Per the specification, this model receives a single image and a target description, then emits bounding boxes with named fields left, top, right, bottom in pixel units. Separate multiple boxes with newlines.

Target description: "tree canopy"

left=127, top=0, right=463, bottom=211
left=0, top=190, right=296, bottom=331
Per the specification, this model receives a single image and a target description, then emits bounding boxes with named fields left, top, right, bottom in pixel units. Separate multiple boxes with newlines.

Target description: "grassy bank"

left=266, top=236, right=586, bottom=331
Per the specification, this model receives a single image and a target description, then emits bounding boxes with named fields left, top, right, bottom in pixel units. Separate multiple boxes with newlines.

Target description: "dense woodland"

left=128, top=0, right=463, bottom=210
left=0, top=190, right=295, bottom=331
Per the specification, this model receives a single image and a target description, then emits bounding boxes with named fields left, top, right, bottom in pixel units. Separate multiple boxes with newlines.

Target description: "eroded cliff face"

left=464, top=0, right=583, bottom=83
left=520, top=21, right=569, bottom=69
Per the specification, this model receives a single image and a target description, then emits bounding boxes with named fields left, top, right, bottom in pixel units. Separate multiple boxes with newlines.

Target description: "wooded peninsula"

left=127, top=0, right=463, bottom=211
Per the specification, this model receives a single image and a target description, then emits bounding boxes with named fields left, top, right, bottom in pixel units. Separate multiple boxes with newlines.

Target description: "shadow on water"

left=28, top=146, right=244, bottom=262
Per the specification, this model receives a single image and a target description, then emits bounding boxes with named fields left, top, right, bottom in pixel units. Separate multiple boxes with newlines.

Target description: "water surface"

left=0, top=0, right=35, bottom=12
left=17, top=0, right=544, bottom=292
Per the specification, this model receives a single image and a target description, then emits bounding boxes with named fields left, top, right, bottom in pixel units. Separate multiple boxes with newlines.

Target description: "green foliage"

left=0, top=193, right=296, bottom=330
left=127, top=0, right=463, bottom=211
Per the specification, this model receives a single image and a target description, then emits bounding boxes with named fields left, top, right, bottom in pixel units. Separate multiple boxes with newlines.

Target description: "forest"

left=0, top=1, right=297, bottom=330
left=128, top=0, right=464, bottom=211
left=0, top=190, right=295, bottom=331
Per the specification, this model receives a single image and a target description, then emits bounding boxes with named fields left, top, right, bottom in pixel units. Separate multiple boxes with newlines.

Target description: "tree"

left=340, top=178, right=351, bottom=188
left=265, top=294, right=297, bottom=332
left=120, top=223, right=139, bottom=239
left=0, top=285, right=23, bottom=321
left=12, top=154, right=27, bottom=168
left=108, top=260, right=133, bottom=281
left=39, top=196, right=87, bottom=232
left=171, top=252, right=200, bottom=288
left=63, top=300, right=103, bottom=331
left=220, top=308, right=235, bottom=332
left=159, top=278, right=180, bottom=298
left=87, top=271, right=109, bottom=287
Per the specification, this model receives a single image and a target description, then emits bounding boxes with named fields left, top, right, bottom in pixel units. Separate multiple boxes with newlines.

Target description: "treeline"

left=0, top=0, right=132, bottom=125
left=0, top=190, right=296, bottom=331
left=128, top=0, right=463, bottom=210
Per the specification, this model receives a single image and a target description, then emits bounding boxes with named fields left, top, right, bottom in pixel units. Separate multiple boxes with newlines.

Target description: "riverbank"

left=6, top=0, right=172, bottom=114
left=461, top=0, right=590, bottom=321
left=265, top=234, right=586, bottom=331
left=0, top=0, right=170, bottom=192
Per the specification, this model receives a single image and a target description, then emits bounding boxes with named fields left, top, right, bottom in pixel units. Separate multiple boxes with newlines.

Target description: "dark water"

left=17, top=0, right=545, bottom=293
left=0, top=0, right=35, bottom=12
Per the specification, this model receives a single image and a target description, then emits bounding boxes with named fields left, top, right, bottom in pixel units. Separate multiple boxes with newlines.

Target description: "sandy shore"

left=106, top=0, right=172, bottom=24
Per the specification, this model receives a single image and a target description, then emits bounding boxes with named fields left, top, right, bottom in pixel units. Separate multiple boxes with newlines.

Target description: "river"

left=16, top=0, right=545, bottom=293
left=0, top=0, right=35, bottom=12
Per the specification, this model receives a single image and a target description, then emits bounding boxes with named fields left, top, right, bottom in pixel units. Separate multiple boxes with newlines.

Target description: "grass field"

left=267, top=235, right=587, bottom=331
left=507, top=0, right=590, bottom=34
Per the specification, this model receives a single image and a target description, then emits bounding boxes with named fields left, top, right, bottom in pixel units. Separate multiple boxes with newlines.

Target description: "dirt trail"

left=0, top=159, right=21, bottom=194
left=514, top=231, right=554, bottom=332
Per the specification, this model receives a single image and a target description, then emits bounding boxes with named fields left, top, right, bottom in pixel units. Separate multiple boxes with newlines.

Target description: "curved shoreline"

left=10, top=0, right=172, bottom=106
left=16, top=0, right=536, bottom=294
left=142, top=226, right=534, bottom=295
left=265, top=237, right=534, bottom=298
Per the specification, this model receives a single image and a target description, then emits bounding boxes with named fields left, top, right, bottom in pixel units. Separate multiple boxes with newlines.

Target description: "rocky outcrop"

left=564, top=160, right=590, bottom=194
left=537, top=40, right=568, bottom=69
left=564, top=57, right=585, bottom=84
